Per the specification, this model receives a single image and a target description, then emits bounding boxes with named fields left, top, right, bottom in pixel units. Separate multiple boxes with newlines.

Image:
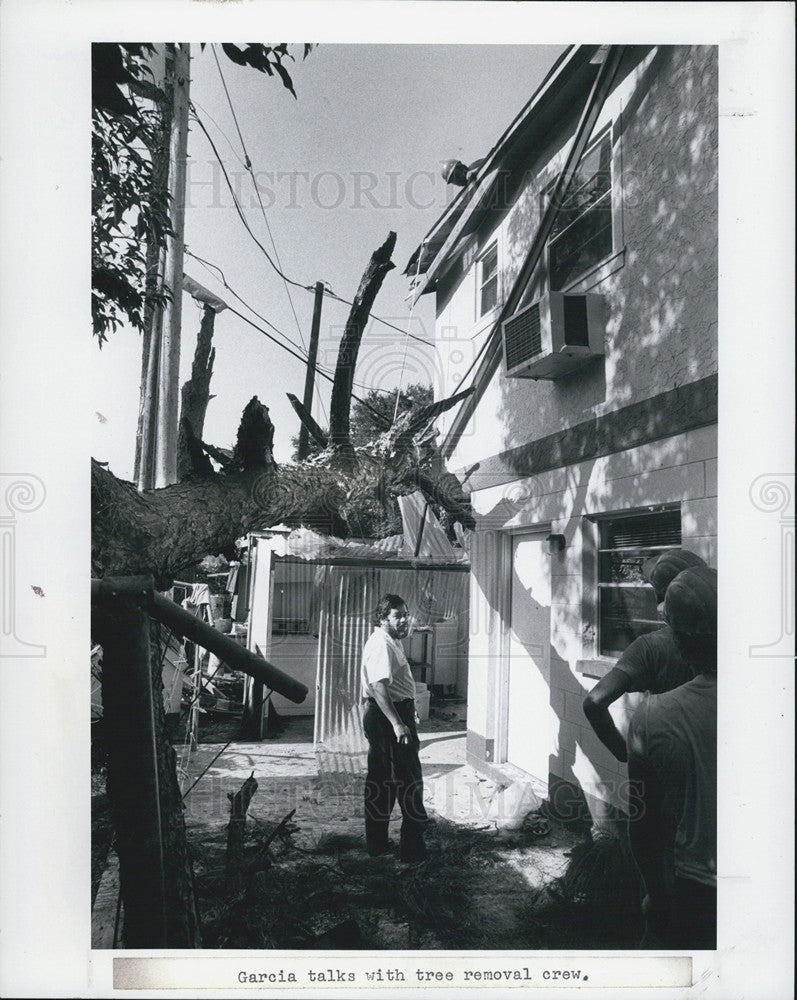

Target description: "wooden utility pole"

left=135, top=45, right=171, bottom=491
left=154, top=43, right=191, bottom=488
left=297, top=281, right=324, bottom=461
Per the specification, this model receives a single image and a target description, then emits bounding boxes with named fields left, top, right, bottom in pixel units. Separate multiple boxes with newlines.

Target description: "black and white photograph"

left=0, top=2, right=793, bottom=997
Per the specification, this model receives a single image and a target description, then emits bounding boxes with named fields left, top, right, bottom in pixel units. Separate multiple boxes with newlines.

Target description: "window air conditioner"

left=502, top=291, right=605, bottom=379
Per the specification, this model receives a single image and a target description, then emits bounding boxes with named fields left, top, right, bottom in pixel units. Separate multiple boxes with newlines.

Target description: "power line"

left=190, top=107, right=313, bottom=293
left=211, top=45, right=309, bottom=356
left=190, top=105, right=434, bottom=348
left=185, top=249, right=319, bottom=360
left=188, top=97, right=248, bottom=170
left=183, top=248, right=389, bottom=418
left=184, top=247, right=393, bottom=394
left=321, top=285, right=433, bottom=345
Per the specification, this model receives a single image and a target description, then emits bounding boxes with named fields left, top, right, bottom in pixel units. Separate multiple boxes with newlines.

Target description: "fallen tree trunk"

left=92, top=458, right=348, bottom=582
left=92, top=235, right=474, bottom=582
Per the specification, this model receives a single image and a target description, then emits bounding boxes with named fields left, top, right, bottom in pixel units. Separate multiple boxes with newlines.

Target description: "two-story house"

left=406, top=44, right=718, bottom=828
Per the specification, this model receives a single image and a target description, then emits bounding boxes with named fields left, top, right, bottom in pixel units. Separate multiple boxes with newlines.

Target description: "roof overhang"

left=405, top=45, right=604, bottom=302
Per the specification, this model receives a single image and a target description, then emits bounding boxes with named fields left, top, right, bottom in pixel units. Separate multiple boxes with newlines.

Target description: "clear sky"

left=91, top=43, right=564, bottom=478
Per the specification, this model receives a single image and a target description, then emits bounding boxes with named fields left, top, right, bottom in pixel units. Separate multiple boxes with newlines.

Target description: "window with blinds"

left=597, top=507, right=681, bottom=656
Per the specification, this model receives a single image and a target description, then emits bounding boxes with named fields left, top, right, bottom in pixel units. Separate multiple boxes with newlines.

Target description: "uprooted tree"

left=92, top=232, right=474, bottom=582
left=92, top=231, right=473, bottom=948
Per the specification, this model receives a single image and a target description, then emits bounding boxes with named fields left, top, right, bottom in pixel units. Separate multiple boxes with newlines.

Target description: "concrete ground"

left=93, top=707, right=591, bottom=948
left=178, top=708, right=580, bottom=892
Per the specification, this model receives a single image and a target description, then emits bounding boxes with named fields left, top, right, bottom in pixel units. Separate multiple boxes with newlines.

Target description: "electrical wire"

left=182, top=253, right=387, bottom=419
left=185, top=249, right=321, bottom=361
left=184, top=247, right=394, bottom=398
left=190, top=105, right=434, bottom=348
left=211, top=44, right=311, bottom=363
left=191, top=107, right=313, bottom=292
left=322, top=285, right=433, bottom=345
left=189, top=96, right=248, bottom=170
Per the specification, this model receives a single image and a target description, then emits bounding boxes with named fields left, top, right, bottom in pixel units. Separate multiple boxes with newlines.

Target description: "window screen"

left=272, top=580, right=314, bottom=635
left=547, top=130, right=613, bottom=291
left=597, top=507, right=681, bottom=656
left=479, top=243, right=499, bottom=316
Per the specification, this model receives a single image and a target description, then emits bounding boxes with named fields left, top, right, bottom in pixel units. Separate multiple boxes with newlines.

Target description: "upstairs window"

left=597, top=507, right=681, bottom=657
left=546, top=129, right=613, bottom=291
left=478, top=242, right=499, bottom=316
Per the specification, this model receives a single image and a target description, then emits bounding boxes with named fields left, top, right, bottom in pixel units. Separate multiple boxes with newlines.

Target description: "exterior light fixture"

left=547, top=533, right=566, bottom=553
left=441, top=159, right=470, bottom=186
left=440, top=157, right=486, bottom=187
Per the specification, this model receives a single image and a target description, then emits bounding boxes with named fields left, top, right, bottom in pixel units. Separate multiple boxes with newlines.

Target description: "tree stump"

left=226, top=772, right=258, bottom=884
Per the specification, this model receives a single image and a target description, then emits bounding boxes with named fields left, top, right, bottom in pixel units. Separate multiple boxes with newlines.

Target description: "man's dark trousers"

left=363, top=697, right=428, bottom=860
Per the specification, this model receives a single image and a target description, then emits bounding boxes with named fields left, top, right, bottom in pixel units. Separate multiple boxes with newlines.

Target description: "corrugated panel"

left=314, top=566, right=469, bottom=773
left=314, top=565, right=379, bottom=774
left=397, top=491, right=459, bottom=562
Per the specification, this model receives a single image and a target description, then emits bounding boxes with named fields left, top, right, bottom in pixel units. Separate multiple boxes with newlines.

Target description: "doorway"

left=501, top=530, right=554, bottom=779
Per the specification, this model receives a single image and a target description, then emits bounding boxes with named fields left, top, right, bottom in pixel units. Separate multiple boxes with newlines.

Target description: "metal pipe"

left=149, top=592, right=307, bottom=703
left=91, top=578, right=308, bottom=703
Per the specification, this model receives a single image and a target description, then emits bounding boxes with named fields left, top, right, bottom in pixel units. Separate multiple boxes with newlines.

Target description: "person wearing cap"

left=583, top=549, right=707, bottom=761
left=361, top=594, right=429, bottom=862
left=626, top=565, right=717, bottom=949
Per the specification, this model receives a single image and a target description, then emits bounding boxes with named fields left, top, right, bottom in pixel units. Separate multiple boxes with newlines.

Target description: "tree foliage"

left=92, top=43, right=170, bottom=346
left=91, top=42, right=314, bottom=345
left=350, top=382, right=434, bottom=446
left=290, top=382, right=434, bottom=460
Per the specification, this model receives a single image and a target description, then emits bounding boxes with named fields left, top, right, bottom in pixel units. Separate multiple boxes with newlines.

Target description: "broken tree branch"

left=286, top=393, right=328, bottom=449
left=177, top=304, right=217, bottom=480
left=328, top=232, right=397, bottom=462
left=247, top=807, right=297, bottom=874
left=226, top=771, right=258, bottom=881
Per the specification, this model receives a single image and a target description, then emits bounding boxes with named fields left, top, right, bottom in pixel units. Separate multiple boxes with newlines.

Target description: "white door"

left=504, top=532, right=553, bottom=778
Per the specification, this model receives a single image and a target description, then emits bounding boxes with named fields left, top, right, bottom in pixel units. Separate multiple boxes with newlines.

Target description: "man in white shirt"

left=361, top=594, right=428, bottom=862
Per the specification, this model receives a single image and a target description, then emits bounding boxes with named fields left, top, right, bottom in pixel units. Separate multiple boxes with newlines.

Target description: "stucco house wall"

left=436, top=45, right=717, bottom=469
left=426, top=45, right=718, bottom=827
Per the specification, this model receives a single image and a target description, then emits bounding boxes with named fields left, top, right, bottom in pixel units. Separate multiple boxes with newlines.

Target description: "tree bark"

left=328, top=231, right=396, bottom=463
left=177, top=305, right=216, bottom=480
left=92, top=459, right=348, bottom=583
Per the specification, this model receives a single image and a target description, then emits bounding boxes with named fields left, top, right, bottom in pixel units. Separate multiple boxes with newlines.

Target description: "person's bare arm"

left=583, top=667, right=634, bottom=762
left=371, top=680, right=410, bottom=743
